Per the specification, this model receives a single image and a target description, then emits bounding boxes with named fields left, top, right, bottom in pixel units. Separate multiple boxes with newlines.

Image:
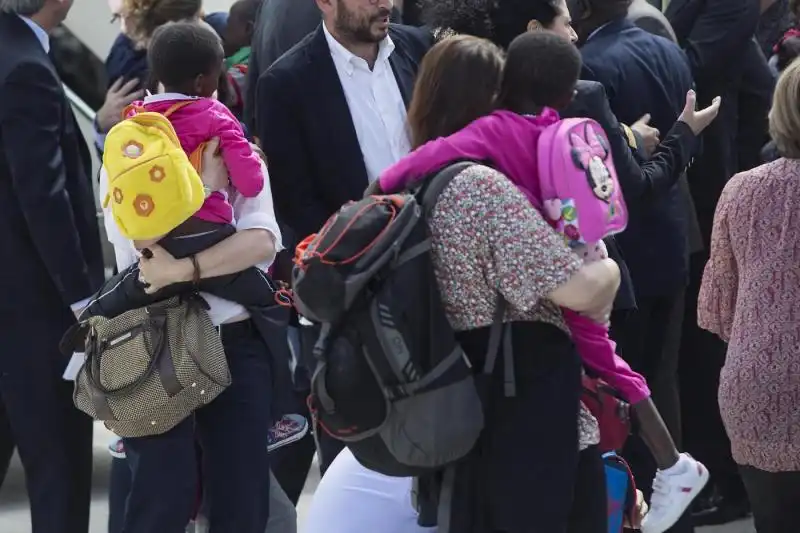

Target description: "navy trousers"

left=0, top=315, right=93, bottom=533
left=121, top=320, right=273, bottom=533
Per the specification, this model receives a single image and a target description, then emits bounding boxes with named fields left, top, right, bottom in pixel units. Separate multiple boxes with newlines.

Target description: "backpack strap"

left=418, top=161, right=517, bottom=397
left=483, top=297, right=516, bottom=397
left=162, top=100, right=195, bottom=118
left=417, top=160, right=476, bottom=217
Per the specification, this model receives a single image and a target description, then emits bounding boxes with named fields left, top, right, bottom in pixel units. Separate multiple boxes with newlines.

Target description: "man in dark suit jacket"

left=665, top=0, right=760, bottom=522
left=244, top=0, right=405, bottom=133
left=257, top=0, right=431, bottom=495
left=257, top=3, right=431, bottom=240
left=0, top=0, right=104, bottom=531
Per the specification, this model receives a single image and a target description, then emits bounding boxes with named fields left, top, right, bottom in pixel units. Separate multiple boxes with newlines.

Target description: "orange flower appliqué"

left=112, top=187, right=124, bottom=204
left=122, top=141, right=144, bottom=159
left=133, top=194, right=155, bottom=217
left=149, top=166, right=166, bottom=182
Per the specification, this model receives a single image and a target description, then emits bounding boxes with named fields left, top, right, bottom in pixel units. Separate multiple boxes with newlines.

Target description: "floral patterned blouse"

left=698, top=158, right=800, bottom=472
left=427, top=164, right=600, bottom=450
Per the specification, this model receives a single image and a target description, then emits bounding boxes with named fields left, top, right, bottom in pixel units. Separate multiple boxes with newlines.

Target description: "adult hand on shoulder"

left=138, top=245, right=193, bottom=294
left=201, top=138, right=229, bottom=192
left=678, top=90, right=722, bottom=136
left=96, top=78, right=144, bottom=133
left=630, top=114, right=660, bottom=157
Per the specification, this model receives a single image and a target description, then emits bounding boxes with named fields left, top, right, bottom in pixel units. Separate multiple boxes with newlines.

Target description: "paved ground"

left=0, top=424, right=754, bottom=533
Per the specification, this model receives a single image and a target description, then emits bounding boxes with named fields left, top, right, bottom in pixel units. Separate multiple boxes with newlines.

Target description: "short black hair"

left=778, top=36, right=800, bottom=72
left=229, top=0, right=260, bottom=24
left=419, top=0, right=562, bottom=49
left=148, top=21, right=224, bottom=91
left=497, top=31, right=582, bottom=111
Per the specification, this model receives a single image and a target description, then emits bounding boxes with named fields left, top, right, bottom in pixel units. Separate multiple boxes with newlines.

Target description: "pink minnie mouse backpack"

left=538, top=118, right=628, bottom=246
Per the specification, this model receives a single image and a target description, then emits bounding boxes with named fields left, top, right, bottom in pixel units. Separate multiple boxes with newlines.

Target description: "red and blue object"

left=603, top=452, right=637, bottom=533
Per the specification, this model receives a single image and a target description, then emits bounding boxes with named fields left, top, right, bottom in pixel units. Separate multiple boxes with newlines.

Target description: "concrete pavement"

left=0, top=423, right=755, bottom=533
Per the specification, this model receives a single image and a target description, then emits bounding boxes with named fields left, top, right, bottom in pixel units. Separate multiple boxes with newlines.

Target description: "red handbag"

left=581, top=374, right=631, bottom=453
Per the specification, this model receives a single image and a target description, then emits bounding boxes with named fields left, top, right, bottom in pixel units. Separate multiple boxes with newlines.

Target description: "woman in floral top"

left=385, top=35, right=621, bottom=533
left=698, top=60, right=800, bottom=533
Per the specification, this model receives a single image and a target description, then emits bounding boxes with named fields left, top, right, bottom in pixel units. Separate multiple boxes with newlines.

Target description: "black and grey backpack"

left=292, top=162, right=513, bottom=477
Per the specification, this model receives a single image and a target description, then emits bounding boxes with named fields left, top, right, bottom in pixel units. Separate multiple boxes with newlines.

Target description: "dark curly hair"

left=148, top=21, right=224, bottom=95
left=419, top=0, right=562, bottom=49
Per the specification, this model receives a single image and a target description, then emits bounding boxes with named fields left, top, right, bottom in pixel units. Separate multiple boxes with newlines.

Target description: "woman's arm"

left=458, top=169, right=618, bottom=318
left=138, top=157, right=282, bottom=293
left=697, top=175, right=741, bottom=342
left=548, top=259, right=620, bottom=323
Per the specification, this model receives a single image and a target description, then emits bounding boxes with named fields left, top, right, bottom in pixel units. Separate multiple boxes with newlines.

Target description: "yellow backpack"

left=102, top=102, right=207, bottom=240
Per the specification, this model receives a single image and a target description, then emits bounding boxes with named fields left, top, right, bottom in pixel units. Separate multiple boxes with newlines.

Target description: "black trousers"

left=611, top=288, right=693, bottom=533
left=271, top=325, right=344, bottom=504
left=679, top=252, right=746, bottom=503
left=0, top=317, right=93, bottom=533
left=121, top=320, right=273, bottom=533
left=568, top=446, right=608, bottom=533
left=739, top=465, right=800, bottom=533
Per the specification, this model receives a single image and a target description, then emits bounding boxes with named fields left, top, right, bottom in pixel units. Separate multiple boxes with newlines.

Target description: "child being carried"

left=378, top=32, right=714, bottom=533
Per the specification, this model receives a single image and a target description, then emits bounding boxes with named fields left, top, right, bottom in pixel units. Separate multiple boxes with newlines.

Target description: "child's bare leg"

left=632, top=397, right=680, bottom=470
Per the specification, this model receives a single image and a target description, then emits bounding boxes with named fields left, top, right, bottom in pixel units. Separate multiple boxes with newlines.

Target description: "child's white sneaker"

left=641, top=454, right=709, bottom=533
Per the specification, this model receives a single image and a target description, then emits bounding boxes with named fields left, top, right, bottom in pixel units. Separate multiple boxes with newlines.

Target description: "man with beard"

left=245, top=0, right=407, bottom=135
left=257, top=0, right=432, bottom=478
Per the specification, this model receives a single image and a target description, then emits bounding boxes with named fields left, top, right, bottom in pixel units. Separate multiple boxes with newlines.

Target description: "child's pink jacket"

left=138, top=96, right=263, bottom=224
left=379, top=109, right=650, bottom=404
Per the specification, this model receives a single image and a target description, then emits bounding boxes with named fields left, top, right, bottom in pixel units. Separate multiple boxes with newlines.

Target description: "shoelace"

left=649, top=475, right=670, bottom=511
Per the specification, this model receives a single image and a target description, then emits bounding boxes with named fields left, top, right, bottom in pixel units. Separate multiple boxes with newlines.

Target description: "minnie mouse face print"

left=571, top=123, right=614, bottom=203
left=588, top=156, right=613, bottom=201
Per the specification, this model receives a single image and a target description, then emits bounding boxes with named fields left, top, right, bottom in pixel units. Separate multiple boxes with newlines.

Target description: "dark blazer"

left=626, top=5, right=705, bottom=257
left=257, top=24, right=433, bottom=240
left=667, top=0, right=760, bottom=240
left=0, top=13, right=104, bottom=324
left=579, top=19, right=695, bottom=297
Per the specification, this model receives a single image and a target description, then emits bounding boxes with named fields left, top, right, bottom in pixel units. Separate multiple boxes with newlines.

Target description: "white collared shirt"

left=18, top=15, right=50, bottom=53
left=95, top=157, right=283, bottom=326
left=322, top=23, right=410, bottom=182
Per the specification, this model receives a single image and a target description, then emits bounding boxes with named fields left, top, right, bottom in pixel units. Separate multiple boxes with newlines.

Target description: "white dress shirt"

left=18, top=15, right=50, bottom=53
left=323, top=23, right=411, bottom=182
left=304, top=448, right=436, bottom=533
left=95, top=159, right=282, bottom=325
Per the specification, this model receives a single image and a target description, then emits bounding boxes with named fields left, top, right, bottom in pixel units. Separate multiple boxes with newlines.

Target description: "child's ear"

left=193, top=73, right=206, bottom=95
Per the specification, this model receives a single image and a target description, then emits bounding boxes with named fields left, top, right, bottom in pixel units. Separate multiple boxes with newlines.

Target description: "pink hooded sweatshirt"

left=379, top=108, right=650, bottom=404
left=139, top=97, right=264, bottom=224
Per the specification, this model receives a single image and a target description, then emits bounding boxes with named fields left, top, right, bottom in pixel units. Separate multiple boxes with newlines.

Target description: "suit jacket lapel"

left=388, top=45, right=414, bottom=107
left=306, top=25, right=368, bottom=184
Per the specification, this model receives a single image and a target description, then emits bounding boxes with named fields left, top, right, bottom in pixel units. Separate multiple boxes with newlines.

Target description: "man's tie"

left=661, top=0, right=670, bottom=13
